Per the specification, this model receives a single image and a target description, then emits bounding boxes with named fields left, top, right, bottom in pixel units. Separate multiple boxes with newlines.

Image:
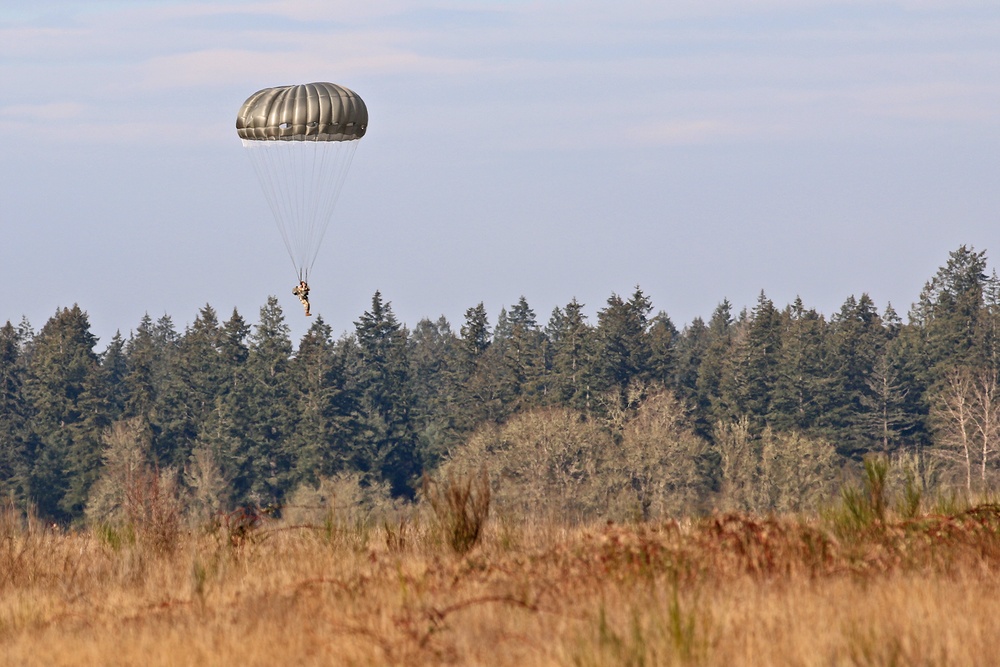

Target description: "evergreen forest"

left=4, top=245, right=1000, bottom=524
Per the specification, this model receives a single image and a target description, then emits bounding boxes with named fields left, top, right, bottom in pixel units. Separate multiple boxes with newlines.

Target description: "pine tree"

left=0, top=321, right=32, bottom=503
left=545, top=299, right=593, bottom=411
left=189, top=308, right=251, bottom=509
left=769, top=298, right=829, bottom=433
left=460, top=302, right=491, bottom=360
left=23, top=305, right=107, bottom=521
left=673, top=317, right=708, bottom=411
left=220, top=308, right=251, bottom=370
left=123, top=314, right=159, bottom=421
left=697, top=300, right=734, bottom=426
left=121, top=314, right=182, bottom=465
left=150, top=315, right=184, bottom=465
left=826, top=294, right=886, bottom=456
left=231, top=297, right=296, bottom=506
left=500, top=296, right=547, bottom=410
left=353, top=292, right=419, bottom=497
left=158, top=305, right=227, bottom=469
left=912, top=245, right=990, bottom=377
left=594, top=287, right=653, bottom=397
left=408, top=316, right=463, bottom=469
left=287, top=317, right=359, bottom=485
left=648, top=311, right=679, bottom=388
left=97, top=332, right=128, bottom=424
left=718, top=292, right=782, bottom=428
left=456, top=302, right=508, bottom=427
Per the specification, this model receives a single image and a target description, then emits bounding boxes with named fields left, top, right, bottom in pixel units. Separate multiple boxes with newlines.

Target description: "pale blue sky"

left=3, top=0, right=1000, bottom=347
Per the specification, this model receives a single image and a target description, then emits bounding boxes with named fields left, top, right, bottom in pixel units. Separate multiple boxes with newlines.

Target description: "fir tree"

left=456, top=302, right=508, bottom=426
left=159, top=305, right=227, bottom=469
left=911, top=245, right=990, bottom=377
left=353, top=292, right=419, bottom=497
left=826, top=294, right=885, bottom=456
left=0, top=321, right=32, bottom=503
left=408, top=316, right=463, bottom=469
left=718, top=292, right=781, bottom=429
left=697, top=300, right=734, bottom=426
left=500, top=296, right=547, bottom=410
left=594, top=287, right=653, bottom=397
left=769, top=298, right=829, bottom=433
left=230, top=297, right=296, bottom=506
left=97, top=332, right=128, bottom=424
left=673, top=317, right=708, bottom=410
left=545, top=299, right=593, bottom=411
left=288, top=317, right=359, bottom=485
left=648, top=311, right=679, bottom=389
left=24, top=305, right=106, bottom=521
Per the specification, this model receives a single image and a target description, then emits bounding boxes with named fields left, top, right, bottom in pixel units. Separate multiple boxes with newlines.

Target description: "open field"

left=3, top=503, right=1000, bottom=666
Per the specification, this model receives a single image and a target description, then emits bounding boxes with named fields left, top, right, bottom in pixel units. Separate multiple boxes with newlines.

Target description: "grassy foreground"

left=3, top=503, right=1000, bottom=666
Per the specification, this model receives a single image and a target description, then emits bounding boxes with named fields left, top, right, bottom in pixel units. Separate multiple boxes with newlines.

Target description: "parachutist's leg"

left=304, top=299, right=311, bottom=317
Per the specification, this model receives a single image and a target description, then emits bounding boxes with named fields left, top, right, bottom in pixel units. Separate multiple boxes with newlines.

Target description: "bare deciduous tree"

left=931, top=368, right=1000, bottom=498
left=444, top=387, right=710, bottom=522
left=714, top=418, right=837, bottom=514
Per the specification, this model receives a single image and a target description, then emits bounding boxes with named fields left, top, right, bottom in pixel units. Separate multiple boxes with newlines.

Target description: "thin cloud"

left=0, top=102, right=88, bottom=121
left=625, top=119, right=748, bottom=146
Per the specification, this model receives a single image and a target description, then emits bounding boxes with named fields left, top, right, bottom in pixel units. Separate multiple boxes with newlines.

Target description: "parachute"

left=237, top=82, right=368, bottom=282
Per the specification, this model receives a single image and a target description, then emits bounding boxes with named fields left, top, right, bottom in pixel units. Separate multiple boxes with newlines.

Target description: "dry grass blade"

left=423, top=469, right=491, bottom=555
left=0, top=500, right=46, bottom=590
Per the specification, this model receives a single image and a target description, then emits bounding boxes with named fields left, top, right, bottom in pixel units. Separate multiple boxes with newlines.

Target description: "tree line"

left=3, top=245, right=1000, bottom=523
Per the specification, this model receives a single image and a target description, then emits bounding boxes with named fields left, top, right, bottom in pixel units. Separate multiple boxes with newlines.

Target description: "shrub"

left=87, top=418, right=182, bottom=555
left=423, top=469, right=491, bottom=555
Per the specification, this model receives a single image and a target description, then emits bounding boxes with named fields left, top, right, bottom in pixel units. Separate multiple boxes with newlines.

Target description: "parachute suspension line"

left=242, top=138, right=356, bottom=283
left=305, top=138, right=358, bottom=278
left=284, top=139, right=311, bottom=277
left=238, top=82, right=367, bottom=285
left=242, top=139, right=301, bottom=277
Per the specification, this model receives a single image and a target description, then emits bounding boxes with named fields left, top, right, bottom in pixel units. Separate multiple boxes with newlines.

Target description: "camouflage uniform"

left=292, top=281, right=311, bottom=316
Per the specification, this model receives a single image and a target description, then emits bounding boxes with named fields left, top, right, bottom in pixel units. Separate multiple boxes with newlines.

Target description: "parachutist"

left=292, top=280, right=311, bottom=316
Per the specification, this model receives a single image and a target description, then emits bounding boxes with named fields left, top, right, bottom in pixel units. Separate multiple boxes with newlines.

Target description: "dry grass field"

left=3, top=492, right=1000, bottom=666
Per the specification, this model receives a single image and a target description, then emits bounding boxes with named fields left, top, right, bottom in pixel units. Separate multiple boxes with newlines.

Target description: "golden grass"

left=3, top=508, right=1000, bottom=666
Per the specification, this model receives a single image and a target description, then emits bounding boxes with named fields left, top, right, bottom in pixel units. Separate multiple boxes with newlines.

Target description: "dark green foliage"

left=835, top=456, right=890, bottom=534
left=769, top=298, right=829, bottom=433
left=459, top=302, right=490, bottom=360
left=456, top=302, right=509, bottom=427
left=231, top=297, right=296, bottom=506
left=696, top=300, right=734, bottom=427
left=408, top=316, right=463, bottom=470
left=287, top=317, right=359, bottom=483
left=545, top=298, right=593, bottom=411
left=0, top=322, right=32, bottom=502
left=23, top=305, right=106, bottom=520
left=352, top=292, right=419, bottom=498
left=823, top=295, right=887, bottom=457
left=594, top=287, right=653, bottom=398
left=647, top=311, right=679, bottom=388
left=500, top=296, right=547, bottom=410
left=717, top=292, right=782, bottom=429
left=912, top=245, right=991, bottom=375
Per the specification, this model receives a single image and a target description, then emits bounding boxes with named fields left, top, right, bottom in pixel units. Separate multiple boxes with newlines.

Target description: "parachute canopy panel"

left=236, top=82, right=368, bottom=142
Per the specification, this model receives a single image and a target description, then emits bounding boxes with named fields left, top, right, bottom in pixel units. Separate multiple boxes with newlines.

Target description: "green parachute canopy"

left=237, top=82, right=368, bottom=282
left=237, top=82, right=368, bottom=142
